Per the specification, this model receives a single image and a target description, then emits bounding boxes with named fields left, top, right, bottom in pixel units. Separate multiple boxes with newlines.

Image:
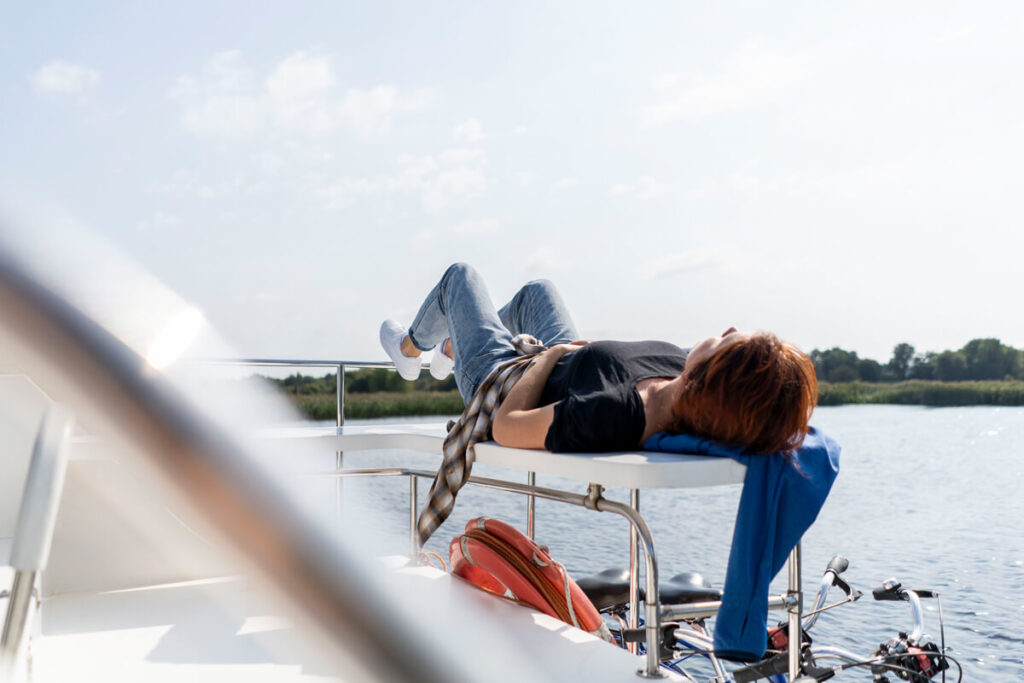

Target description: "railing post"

left=628, top=489, right=640, bottom=655
left=2, top=406, right=73, bottom=676
left=526, top=471, right=536, bottom=539
left=0, top=570, right=36, bottom=677
left=410, top=474, right=420, bottom=558
left=586, top=488, right=662, bottom=679
left=336, top=363, right=345, bottom=428
left=787, top=542, right=803, bottom=679
left=335, top=364, right=345, bottom=516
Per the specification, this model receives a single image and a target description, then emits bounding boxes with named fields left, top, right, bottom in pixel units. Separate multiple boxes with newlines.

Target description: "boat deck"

left=21, top=560, right=688, bottom=682
left=5, top=421, right=734, bottom=682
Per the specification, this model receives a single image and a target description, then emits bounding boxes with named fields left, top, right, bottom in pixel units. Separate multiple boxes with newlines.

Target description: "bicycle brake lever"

left=872, top=578, right=904, bottom=601
left=831, top=576, right=863, bottom=601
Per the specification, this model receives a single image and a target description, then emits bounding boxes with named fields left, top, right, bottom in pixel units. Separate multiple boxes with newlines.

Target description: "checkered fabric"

left=416, top=334, right=546, bottom=546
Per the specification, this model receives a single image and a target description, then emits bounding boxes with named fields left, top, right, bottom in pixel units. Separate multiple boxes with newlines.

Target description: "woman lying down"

left=379, top=263, right=817, bottom=457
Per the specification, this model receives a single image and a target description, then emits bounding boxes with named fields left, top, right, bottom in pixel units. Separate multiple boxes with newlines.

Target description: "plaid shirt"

left=416, top=334, right=546, bottom=546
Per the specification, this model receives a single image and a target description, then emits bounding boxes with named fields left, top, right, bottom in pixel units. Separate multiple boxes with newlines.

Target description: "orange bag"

left=449, top=517, right=612, bottom=642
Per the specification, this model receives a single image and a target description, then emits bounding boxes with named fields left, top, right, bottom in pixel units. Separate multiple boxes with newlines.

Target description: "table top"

left=261, top=423, right=746, bottom=490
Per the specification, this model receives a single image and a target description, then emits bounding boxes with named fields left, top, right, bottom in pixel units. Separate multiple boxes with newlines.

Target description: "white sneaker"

left=430, top=338, right=455, bottom=380
left=379, top=320, right=422, bottom=380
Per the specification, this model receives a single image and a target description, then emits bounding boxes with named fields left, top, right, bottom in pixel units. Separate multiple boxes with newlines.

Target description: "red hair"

left=672, top=332, right=818, bottom=455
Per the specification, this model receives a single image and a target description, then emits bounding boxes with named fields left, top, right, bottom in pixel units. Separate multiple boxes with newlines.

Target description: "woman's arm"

left=491, top=344, right=577, bottom=449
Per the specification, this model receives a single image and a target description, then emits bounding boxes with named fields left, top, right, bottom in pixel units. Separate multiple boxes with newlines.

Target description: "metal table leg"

left=628, top=489, right=640, bottom=654
left=787, top=542, right=803, bottom=678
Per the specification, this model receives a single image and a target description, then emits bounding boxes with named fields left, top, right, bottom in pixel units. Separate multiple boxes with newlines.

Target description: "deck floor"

left=16, top=560, right=685, bottom=682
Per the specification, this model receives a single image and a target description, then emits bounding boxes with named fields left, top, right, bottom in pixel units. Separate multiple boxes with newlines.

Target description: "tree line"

left=276, top=367, right=457, bottom=395
left=271, top=337, right=1024, bottom=396
left=811, top=338, right=1024, bottom=383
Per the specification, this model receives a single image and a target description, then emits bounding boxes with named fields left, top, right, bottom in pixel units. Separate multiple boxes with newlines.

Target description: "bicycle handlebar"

left=872, top=578, right=927, bottom=644
left=904, top=589, right=926, bottom=644
left=804, top=555, right=860, bottom=631
left=671, top=564, right=951, bottom=682
left=825, top=555, right=849, bottom=575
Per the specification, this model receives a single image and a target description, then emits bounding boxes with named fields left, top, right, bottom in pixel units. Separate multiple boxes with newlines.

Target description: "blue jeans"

left=408, top=263, right=579, bottom=402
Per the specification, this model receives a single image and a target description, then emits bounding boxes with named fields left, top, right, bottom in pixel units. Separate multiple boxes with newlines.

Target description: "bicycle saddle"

left=659, top=572, right=722, bottom=605
left=577, top=568, right=646, bottom=611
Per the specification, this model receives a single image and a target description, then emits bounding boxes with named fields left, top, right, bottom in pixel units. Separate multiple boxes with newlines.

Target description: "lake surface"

left=315, top=405, right=1024, bottom=680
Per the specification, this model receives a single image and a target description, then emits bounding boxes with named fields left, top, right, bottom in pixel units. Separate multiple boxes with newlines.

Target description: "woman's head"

left=673, top=330, right=818, bottom=455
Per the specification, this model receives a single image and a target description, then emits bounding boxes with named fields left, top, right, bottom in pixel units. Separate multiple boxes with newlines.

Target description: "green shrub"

left=291, top=390, right=464, bottom=420
left=817, top=381, right=1024, bottom=407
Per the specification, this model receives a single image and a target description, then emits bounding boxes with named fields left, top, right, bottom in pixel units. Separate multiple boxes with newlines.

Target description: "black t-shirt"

left=540, top=340, right=688, bottom=452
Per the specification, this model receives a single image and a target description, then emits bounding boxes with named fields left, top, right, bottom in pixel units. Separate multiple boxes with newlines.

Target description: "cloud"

left=418, top=217, right=501, bottom=241
left=439, top=148, right=485, bottom=165
left=168, top=51, right=272, bottom=137
left=636, top=246, right=746, bottom=280
left=514, top=171, right=536, bottom=186
left=644, top=42, right=808, bottom=124
left=610, top=175, right=665, bottom=200
left=512, top=125, right=528, bottom=135
left=520, top=246, right=567, bottom=276
left=266, top=51, right=333, bottom=100
left=31, top=60, right=100, bottom=96
left=401, top=149, right=488, bottom=212
left=452, top=118, right=485, bottom=143
left=169, top=50, right=429, bottom=139
left=549, top=177, right=581, bottom=193
left=135, top=211, right=181, bottom=234
left=314, top=176, right=384, bottom=209
left=145, top=168, right=259, bottom=199
left=930, top=26, right=978, bottom=44
left=251, top=150, right=286, bottom=175
left=338, top=85, right=430, bottom=137
left=315, top=146, right=488, bottom=212
left=450, top=218, right=499, bottom=235
left=682, top=160, right=913, bottom=203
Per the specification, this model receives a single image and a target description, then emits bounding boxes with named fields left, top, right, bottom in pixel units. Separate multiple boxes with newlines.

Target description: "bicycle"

left=577, top=555, right=961, bottom=682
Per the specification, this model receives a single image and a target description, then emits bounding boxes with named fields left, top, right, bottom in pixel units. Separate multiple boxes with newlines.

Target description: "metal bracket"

left=584, top=482, right=605, bottom=510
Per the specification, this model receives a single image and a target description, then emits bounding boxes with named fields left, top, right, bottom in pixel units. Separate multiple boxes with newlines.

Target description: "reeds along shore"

left=274, top=376, right=1024, bottom=420
left=269, top=368, right=463, bottom=419
left=290, top=390, right=465, bottom=420
left=817, top=380, right=1024, bottom=407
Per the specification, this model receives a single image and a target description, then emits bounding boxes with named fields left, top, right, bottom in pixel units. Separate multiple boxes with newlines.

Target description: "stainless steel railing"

left=210, top=357, right=806, bottom=680
left=212, top=357, right=438, bottom=518
left=213, top=357, right=539, bottom=557
left=324, top=466, right=667, bottom=678
left=213, top=357, right=675, bottom=675
left=1, top=406, right=74, bottom=677
left=210, top=358, right=428, bottom=427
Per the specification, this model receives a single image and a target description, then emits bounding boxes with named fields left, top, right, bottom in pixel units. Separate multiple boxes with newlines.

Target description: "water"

left=312, top=407, right=1024, bottom=680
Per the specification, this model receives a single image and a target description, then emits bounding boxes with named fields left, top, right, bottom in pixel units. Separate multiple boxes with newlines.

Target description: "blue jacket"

left=644, top=427, right=841, bottom=661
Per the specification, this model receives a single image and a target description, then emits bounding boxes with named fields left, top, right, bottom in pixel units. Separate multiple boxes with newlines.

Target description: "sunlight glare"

left=146, top=307, right=205, bottom=369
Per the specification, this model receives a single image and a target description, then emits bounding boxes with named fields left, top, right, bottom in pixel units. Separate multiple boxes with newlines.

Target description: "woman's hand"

left=547, top=342, right=582, bottom=356
left=543, top=340, right=587, bottom=357
left=491, top=343, right=578, bottom=448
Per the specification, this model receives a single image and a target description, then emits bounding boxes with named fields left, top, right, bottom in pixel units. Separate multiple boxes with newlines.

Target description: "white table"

left=262, top=423, right=746, bottom=489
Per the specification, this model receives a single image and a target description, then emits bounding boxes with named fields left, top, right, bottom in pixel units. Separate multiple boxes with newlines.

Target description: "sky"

left=2, top=1, right=1023, bottom=366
